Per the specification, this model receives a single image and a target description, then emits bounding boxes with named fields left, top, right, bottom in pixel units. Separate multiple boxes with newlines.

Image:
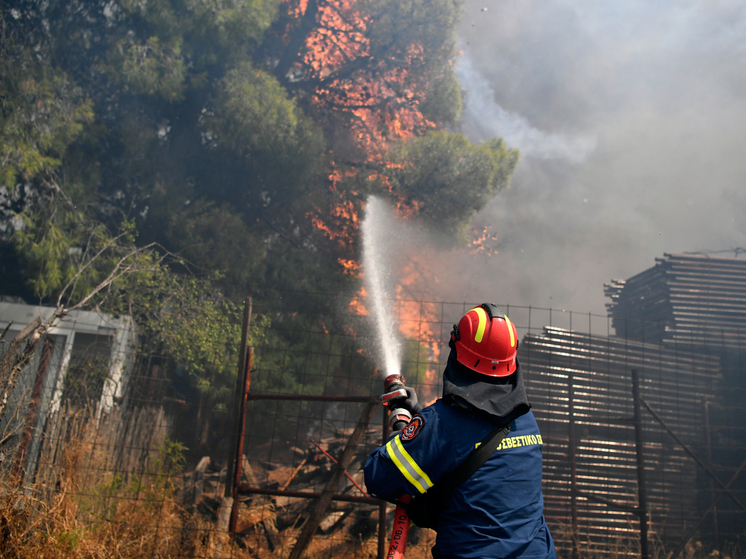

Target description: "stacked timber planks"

left=519, top=326, right=721, bottom=552
left=605, top=253, right=746, bottom=348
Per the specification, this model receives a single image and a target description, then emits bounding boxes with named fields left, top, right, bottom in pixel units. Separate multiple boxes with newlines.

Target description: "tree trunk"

left=275, top=0, right=320, bottom=85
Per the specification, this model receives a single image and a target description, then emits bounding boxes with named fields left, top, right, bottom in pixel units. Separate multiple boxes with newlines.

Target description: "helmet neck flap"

left=442, top=348, right=530, bottom=423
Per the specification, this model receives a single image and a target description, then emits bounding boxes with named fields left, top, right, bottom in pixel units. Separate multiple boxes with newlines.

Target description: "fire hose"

left=380, top=373, right=413, bottom=559
left=387, top=494, right=411, bottom=559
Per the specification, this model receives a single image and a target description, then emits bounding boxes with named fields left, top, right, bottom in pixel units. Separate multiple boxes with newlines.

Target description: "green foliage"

left=55, top=529, right=85, bottom=551
left=126, top=438, right=187, bottom=496
left=107, top=0, right=281, bottom=101
left=184, top=0, right=282, bottom=62
left=117, top=0, right=281, bottom=69
left=143, top=278, right=242, bottom=376
left=77, top=437, right=185, bottom=527
left=12, top=201, right=257, bottom=420
left=12, top=211, right=113, bottom=301
left=207, top=63, right=303, bottom=154
left=250, top=308, right=378, bottom=398
left=385, top=132, right=520, bottom=240
left=117, top=0, right=180, bottom=30
left=252, top=329, right=328, bottom=396
left=80, top=474, right=123, bottom=523
left=113, top=262, right=269, bottom=418
left=419, top=70, right=463, bottom=126
left=12, top=211, right=152, bottom=305
left=62, top=355, right=111, bottom=409
left=366, top=0, right=464, bottom=70
left=147, top=280, right=250, bottom=412
left=200, top=61, right=326, bottom=209
left=0, top=38, right=93, bottom=188
left=153, top=437, right=187, bottom=479
left=12, top=212, right=80, bottom=298
left=166, top=201, right=267, bottom=286
left=110, top=35, right=187, bottom=101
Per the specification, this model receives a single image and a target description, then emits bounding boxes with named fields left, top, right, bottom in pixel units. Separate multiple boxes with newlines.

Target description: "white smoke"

left=455, top=52, right=596, bottom=163
left=422, top=0, right=746, bottom=317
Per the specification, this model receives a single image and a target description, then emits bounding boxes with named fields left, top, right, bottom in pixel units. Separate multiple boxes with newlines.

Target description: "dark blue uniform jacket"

left=365, top=401, right=556, bottom=559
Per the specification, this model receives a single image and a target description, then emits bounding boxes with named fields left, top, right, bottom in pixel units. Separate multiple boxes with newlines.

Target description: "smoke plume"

left=425, top=0, right=746, bottom=317
left=455, top=54, right=596, bottom=163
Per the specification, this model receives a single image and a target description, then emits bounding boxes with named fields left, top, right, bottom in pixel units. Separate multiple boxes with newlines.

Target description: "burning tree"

left=253, top=0, right=521, bottom=388
left=265, top=0, right=464, bottom=158
left=1, top=0, right=521, bottom=455
left=259, top=0, right=518, bottom=269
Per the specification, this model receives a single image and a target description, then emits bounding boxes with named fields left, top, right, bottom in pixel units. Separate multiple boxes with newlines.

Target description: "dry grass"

left=0, top=417, right=210, bottom=559
left=0, top=413, right=386, bottom=559
left=2, top=416, right=743, bottom=559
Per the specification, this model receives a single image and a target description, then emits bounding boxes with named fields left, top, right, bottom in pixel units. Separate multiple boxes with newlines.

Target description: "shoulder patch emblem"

left=400, top=415, right=425, bottom=442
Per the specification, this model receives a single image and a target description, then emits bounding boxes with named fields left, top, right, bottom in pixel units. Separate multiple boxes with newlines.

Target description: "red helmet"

left=451, top=303, right=518, bottom=377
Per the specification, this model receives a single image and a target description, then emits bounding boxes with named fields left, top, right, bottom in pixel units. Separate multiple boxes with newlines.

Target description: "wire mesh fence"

left=1, top=294, right=745, bottom=558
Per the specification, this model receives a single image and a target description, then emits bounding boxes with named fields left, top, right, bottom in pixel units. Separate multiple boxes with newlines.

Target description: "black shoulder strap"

left=426, top=422, right=510, bottom=500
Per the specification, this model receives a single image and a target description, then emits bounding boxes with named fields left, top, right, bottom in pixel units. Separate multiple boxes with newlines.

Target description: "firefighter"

left=365, top=303, right=556, bottom=559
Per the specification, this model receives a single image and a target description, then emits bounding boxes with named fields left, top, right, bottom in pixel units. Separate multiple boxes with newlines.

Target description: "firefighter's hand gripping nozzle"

left=381, top=374, right=414, bottom=559
left=381, top=374, right=421, bottom=433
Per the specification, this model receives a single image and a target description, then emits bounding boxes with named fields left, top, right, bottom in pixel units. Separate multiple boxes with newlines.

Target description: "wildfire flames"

left=351, top=223, right=503, bottom=402
left=468, top=226, right=500, bottom=256
left=310, top=198, right=360, bottom=250
left=395, top=296, right=444, bottom=405
left=338, top=258, right=361, bottom=275
left=281, top=0, right=487, bottom=402
left=293, top=0, right=435, bottom=157
left=284, top=0, right=443, bottom=266
left=303, top=0, right=369, bottom=78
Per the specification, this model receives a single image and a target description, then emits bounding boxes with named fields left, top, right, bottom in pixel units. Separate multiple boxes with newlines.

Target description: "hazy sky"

left=431, top=0, right=746, bottom=316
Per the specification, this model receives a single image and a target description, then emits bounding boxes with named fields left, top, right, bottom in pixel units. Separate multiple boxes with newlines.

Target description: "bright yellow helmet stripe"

left=384, top=436, right=434, bottom=494
left=473, top=306, right=488, bottom=343
left=505, top=315, right=516, bottom=348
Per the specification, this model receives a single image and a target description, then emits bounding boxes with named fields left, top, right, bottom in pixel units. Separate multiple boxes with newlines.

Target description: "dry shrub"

left=0, top=417, right=209, bottom=559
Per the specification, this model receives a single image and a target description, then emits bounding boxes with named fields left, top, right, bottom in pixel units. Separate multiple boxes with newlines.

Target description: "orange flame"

left=467, top=226, right=500, bottom=257
left=338, top=258, right=361, bottom=275
left=348, top=285, right=369, bottom=316
left=280, top=0, right=437, bottom=158
left=278, top=1, right=466, bottom=393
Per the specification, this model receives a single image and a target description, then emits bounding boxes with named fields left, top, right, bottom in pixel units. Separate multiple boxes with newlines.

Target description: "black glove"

left=397, top=386, right=422, bottom=415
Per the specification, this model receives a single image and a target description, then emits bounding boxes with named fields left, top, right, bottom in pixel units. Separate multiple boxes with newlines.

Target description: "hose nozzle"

left=381, top=374, right=407, bottom=405
left=388, top=408, right=412, bottom=432
left=382, top=373, right=410, bottom=431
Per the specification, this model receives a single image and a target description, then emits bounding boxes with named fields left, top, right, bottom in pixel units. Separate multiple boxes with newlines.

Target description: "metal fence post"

left=632, top=369, right=649, bottom=559
left=227, top=297, right=253, bottom=535
left=568, top=366, right=578, bottom=556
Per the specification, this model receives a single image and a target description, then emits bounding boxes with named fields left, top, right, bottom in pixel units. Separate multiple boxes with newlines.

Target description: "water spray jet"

left=361, top=196, right=403, bottom=381
left=361, top=196, right=410, bottom=416
left=361, top=196, right=412, bottom=559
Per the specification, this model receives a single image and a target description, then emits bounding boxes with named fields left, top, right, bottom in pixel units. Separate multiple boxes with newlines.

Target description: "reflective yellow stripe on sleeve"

left=385, top=436, right=434, bottom=494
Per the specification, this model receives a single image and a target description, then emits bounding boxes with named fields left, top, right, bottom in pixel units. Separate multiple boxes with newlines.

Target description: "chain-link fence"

left=1, top=294, right=745, bottom=558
